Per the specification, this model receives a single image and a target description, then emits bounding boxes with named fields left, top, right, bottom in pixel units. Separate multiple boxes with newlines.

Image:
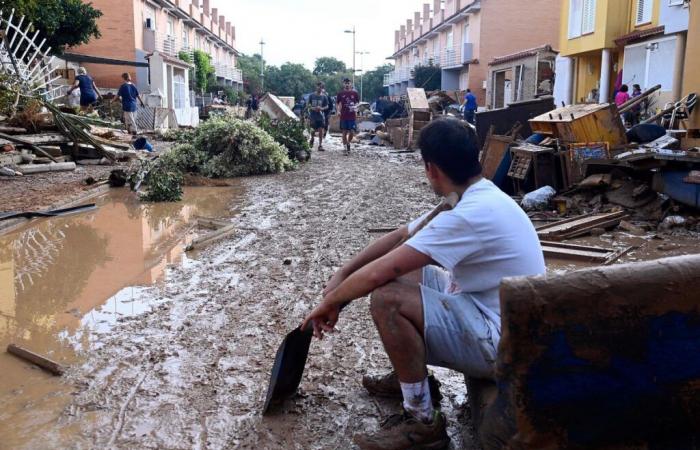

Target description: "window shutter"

left=568, top=0, right=584, bottom=38
left=582, top=0, right=596, bottom=34
left=637, top=0, right=653, bottom=24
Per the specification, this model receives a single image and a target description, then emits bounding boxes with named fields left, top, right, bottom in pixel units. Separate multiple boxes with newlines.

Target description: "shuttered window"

left=569, top=0, right=596, bottom=38
left=636, top=0, right=653, bottom=25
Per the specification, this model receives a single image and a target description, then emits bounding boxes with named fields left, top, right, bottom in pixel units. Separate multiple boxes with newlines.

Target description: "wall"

left=627, top=0, right=661, bottom=31
left=683, top=0, right=700, bottom=129
left=559, top=0, right=632, bottom=57
left=660, top=0, right=690, bottom=34
left=69, top=0, right=137, bottom=88
left=574, top=51, right=602, bottom=102
left=477, top=0, right=562, bottom=107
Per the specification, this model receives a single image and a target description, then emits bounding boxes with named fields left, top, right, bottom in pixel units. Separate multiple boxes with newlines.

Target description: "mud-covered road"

left=23, top=137, right=477, bottom=449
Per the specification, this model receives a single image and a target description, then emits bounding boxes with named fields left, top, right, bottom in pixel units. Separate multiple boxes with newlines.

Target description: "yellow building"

left=558, top=0, right=689, bottom=106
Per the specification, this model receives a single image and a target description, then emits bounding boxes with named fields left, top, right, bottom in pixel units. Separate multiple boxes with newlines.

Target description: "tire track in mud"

left=51, top=137, right=478, bottom=450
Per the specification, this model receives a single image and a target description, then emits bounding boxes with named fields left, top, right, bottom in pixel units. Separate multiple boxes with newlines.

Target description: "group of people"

left=307, top=77, right=359, bottom=154
left=615, top=83, right=644, bottom=126
left=67, top=68, right=144, bottom=135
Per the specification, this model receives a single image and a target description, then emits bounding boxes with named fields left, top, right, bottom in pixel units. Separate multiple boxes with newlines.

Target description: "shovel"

left=262, top=192, right=460, bottom=415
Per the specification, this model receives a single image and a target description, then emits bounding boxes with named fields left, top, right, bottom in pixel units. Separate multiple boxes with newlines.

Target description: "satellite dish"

left=0, top=8, right=62, bottom=102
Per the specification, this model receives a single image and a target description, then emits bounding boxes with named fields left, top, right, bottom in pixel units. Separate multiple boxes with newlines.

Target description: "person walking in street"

left=115, top=73, right=145, bottom=135
left=322, top=87, right=334, bottom=141
left=308, top=82, right=329, bottom=151
left=337, top=77, right=360, bottom=154
left=67, top=67, right=102, bottom=112
left=463, top=88, right=477, bottom=125
left=302, top=118, right=545, bottom=449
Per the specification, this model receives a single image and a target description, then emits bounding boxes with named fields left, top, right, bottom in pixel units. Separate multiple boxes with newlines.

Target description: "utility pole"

left=356, top=51, right=369, bottom=101
left=259, top=38, right=266, bottom=92
left=344, top=27, right=356, bottom=86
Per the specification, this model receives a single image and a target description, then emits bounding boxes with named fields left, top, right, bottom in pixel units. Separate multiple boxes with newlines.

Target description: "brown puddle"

left=0, top=185, right=242, bottom=443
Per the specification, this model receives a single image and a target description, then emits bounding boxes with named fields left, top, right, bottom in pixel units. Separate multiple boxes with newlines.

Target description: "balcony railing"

left=214, top=63, right=243, bottom=83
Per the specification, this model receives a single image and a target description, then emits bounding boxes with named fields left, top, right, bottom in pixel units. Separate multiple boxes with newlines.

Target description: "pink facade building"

left=385, top=0, right=561, bottom=108
left=70, top=0, right=242, bottom=92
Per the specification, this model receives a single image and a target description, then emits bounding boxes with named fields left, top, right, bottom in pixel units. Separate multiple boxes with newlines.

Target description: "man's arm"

left=302, top=244, right=432, bottom=337
left=323, top=226, right=408, bottom=294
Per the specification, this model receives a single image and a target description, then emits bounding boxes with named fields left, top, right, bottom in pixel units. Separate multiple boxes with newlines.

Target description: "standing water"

left=0, top=186, right=241, bottom=445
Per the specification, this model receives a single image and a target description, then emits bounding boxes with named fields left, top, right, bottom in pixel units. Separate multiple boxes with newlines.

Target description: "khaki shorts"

left=421, top=265, right=501, bottom=379
left=123, top=111, right=138, bottom=134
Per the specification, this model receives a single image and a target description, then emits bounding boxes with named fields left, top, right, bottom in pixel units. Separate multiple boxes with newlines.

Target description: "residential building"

left=487, top=45, right=558, bottom=109
left=683, top=1, right=699, bottom=129
left=558, top=0, right=689, bottom=106
left=69, top=0, right=243, bottom=92
left=384, top=0, right=562, bottom=108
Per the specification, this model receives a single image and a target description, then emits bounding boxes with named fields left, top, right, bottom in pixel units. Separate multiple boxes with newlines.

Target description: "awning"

left=615, top=26, right=665, bottom=47
left=61, top=53, right=149, bottom=67
left=490, top=45, right=557, bottom=66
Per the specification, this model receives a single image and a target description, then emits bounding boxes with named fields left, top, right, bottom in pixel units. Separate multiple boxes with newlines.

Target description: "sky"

left=218, top=0, right=422, bottom=72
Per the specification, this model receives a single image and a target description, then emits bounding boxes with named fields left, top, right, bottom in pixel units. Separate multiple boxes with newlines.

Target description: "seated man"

left=302, top=118, right=545, bottom=450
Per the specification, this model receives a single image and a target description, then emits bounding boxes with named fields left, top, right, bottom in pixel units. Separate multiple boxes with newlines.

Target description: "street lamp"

left=344, top=27, right=356, bottom=86
left=259, top=38, right=266, bottom=92
left=356, top=51, right=370, bottom=101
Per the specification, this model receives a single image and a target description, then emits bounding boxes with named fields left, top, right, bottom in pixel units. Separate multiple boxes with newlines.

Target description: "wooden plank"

left=406, top=88, right=430, bottom=111
left=0, top=133, right=68, bottom=146
left=481, top=135, right=513, bottom=179
left=536, top=212, right=626, bottom=240
left=6, top=344, right=65, bottom=375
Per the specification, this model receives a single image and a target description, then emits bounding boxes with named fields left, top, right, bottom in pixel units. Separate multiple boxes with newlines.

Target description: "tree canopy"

left=312, top=57, right=347, bottom=76
left=4, top=0, right=102, bottom=55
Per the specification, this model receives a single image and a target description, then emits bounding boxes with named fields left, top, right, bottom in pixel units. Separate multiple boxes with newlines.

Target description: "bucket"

left=133, top=137, right=153, bottom=152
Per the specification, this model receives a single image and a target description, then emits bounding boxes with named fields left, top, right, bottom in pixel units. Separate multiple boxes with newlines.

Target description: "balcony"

left=214, top=63, right=243, bottom=83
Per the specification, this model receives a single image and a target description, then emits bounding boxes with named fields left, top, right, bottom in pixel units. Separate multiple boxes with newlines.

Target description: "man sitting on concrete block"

left=302, top=118, right=545, bottom=450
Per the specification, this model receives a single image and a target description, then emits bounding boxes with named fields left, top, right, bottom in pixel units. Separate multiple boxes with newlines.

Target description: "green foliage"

left=413, top=63, right=442, bottom=91
left=132, top=158, right=184, bottom=202
left=257, top=114, right=310, bottom=161
left=193, top=117, right=296, bottom=178
left=192, top=50, right=215, bottom=93
left=265, top=63, right=316, bottom=100
left=237, top=53, right=265, bottom=95
left=5, top=0, right=102, bottom=55
left=159, top=143, right=208, bottom=173
left=361, top=64, right=393, bottom=102
left=313, top=57, right=347, bottom=76
left=162, top=127, right=196, bottom=143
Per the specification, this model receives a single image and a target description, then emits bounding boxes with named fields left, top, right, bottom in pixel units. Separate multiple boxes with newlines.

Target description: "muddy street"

left=1, top=137, right=479, bottom=449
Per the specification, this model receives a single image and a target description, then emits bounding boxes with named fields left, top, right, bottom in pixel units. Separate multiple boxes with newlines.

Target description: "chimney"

left=433, top=0, right=441, bottom=16
left=226, top=22, right=231, bottom=35
left=211, top=7, right=218, bottom=23
left=395, top=30, right=400, bottom=45
left=400, top=25, right=406, bottom=39
left=191, top=0, right=199, bottom=6
left=231, top=25, right=236, bottom=40
left=407, top=19, right=413, bottom=33
left=202, top=0, right=210, bottom=15
left=414, top=12, right=421, bottom=26
left=219, top=15, right=225, bottom=28
left=423, top=4, right=431, bottom=23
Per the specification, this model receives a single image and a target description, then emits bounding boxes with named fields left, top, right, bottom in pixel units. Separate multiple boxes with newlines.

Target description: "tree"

left=413, top=63, right=442, bottom=92
left=5, top=0, right=102, bottom=55
left=313, top=57, right=347, bottom=76
left=360, top=64, right=393, bottom=102
left=266, top=63, right=315, bottom=100
left=191, top=50, right=215, bottom=93
left=237, top=53, right=265, bottom=95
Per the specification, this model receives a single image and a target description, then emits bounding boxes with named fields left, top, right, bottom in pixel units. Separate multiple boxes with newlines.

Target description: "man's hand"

left=301, top=300, right=340, bottom=339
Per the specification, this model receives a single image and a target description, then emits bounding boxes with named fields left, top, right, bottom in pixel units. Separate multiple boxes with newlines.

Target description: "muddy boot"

left=362, top=371, right=443, bottom=406
left=354, top=410, right=450, bottom=450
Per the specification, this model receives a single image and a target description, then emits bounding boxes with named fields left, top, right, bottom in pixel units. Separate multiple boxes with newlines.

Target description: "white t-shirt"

left=406, top=178, right=545, bottom=317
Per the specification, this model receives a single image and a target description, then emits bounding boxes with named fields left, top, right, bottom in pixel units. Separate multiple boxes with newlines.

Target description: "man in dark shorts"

left=308, top=82, right=329, bottom=151
left=337, top=78, right=360, bottom=154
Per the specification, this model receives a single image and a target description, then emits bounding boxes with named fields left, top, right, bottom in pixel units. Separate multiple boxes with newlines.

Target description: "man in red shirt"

left=336, top=78, right=360, bottom=154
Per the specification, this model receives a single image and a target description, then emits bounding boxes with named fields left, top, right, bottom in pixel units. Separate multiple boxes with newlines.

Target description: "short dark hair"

left=122, top=72, right=130, bottom=81
left=417, top=117, right=482, bottom=184
left=466, top=88, right=471, bottom=93
left=620, top=84, right=629, bottom=92
left=343, top=78, right=351, bottom=83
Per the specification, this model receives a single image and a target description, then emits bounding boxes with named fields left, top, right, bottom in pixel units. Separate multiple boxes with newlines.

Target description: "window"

left=446, top=29, right=454, bottom=49
left=568, top=0, right=596, bottom=39
left=144, top=5, right=156, bottom=30
left=167, top=17, right=175, bottom=36
left=182, top=26, right=190, bottom=49
left=668, top=0, right=685, bottom=5
left=173, top=69, right=186, bottom=109
left=463, top=18, right=470, bottom=44
left=636, top=0, right=653, bottom=25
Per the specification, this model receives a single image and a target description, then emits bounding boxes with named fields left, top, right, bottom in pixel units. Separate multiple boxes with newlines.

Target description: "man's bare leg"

left=370, top=280, right=426, bottom=383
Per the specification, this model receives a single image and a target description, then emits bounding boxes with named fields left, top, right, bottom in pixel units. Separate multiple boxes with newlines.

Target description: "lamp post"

left=344, top=27, right=356, bottom=86
left=259, top=38, right=266, bottom=92
left=356, top=51, right=370, bottom=101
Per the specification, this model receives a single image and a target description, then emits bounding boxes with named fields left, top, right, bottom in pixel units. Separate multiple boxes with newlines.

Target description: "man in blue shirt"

left=116, top=73, right=145, bottom=135
left=463, top=89, right=477, bottom=125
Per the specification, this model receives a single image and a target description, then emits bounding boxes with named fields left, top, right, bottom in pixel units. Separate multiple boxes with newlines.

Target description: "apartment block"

left=384, top=0, right=561, bottom=108
left=558, top=0, right=690, bottom=106
left=70, top=0, right=242, bottom=92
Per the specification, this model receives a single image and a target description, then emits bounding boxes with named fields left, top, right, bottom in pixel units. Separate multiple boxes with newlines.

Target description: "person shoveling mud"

left=302, top=118, right=545, bottom=450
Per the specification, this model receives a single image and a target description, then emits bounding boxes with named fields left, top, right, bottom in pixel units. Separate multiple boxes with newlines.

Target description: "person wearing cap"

left=336, top=78, right=360, bottom=154
left=67, top=67, right=102, bottom=112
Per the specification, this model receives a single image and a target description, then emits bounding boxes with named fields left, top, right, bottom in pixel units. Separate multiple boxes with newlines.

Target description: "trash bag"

left=521, top=186, right=556, bottom=211
left=626, top=124, right=666, bottom=144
